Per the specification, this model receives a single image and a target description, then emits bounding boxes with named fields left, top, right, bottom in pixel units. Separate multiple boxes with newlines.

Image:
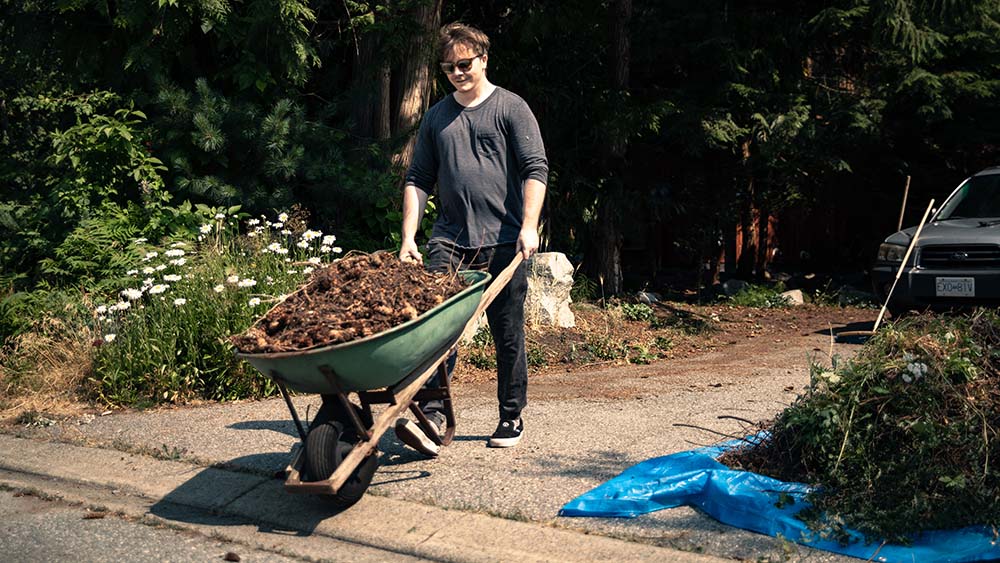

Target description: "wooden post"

left=897, top=175, right=911, bottom=231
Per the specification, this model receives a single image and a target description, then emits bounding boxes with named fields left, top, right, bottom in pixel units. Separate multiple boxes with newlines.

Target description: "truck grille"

left=920, top=245, right=1000, bottom=269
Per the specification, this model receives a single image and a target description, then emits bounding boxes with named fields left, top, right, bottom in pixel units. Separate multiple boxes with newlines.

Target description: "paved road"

left=0, top=317, right=870, bottom=562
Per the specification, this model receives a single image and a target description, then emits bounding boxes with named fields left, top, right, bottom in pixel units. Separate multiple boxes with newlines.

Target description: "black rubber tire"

left=303, top=421, right=378, bottom=509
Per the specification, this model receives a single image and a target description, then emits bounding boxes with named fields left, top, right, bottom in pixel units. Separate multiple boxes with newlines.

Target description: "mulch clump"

left=231, top=253, right=469, bottom=353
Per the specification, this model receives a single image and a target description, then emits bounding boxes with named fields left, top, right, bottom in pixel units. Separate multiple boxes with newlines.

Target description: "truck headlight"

left=877, top=243, right=907, bottom=263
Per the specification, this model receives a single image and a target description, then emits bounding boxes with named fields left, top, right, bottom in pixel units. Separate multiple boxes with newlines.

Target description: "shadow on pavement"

left=227, top=420, right=299, bottom=438
left=536, top=449, right=635, bottom=482
left=150, top=453, right=346, bottom=535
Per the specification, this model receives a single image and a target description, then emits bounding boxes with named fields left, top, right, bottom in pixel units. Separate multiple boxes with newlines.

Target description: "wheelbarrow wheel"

left=304, top=421, right=378, bottom=508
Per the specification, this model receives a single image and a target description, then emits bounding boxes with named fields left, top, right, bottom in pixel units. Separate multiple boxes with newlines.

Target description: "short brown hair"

left=438, top=22, right=490, bottom=60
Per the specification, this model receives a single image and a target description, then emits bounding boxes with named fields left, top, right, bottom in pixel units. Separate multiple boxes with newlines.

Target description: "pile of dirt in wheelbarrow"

left=231, top=253, right=469, bottom=353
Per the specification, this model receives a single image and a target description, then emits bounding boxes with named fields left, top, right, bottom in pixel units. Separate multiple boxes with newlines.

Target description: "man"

left=395, top=22, right=548, bottom=454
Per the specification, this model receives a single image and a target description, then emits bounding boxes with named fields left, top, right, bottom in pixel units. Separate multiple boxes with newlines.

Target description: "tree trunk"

left=377, top=60, right=392, bottom=141
left=390, top=0, right=443, bottom=172
left=593, top=0, right=631, bottom=296
left=348, top=29, right=381, bottom=139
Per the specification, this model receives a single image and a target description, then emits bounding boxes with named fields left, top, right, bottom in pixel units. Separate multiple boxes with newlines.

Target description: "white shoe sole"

left=394, top=418, right=440, bottom=457
left=487, top=432, right=523, bottom=448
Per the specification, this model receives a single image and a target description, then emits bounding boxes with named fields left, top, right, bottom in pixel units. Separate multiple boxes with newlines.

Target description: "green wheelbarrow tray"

left=236, top=269, right=492, bottom=393
left=232, top=255, right=523, bottom=506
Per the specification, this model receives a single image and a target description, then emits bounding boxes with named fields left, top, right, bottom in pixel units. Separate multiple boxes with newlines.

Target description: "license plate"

left=935, top=277, right=975, bottom=297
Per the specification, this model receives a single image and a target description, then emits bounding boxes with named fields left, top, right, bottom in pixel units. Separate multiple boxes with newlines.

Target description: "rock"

left=722, top=279, right=748, bottom=296
left=525, top=252, right=576, bottom=328
left=781, top=289, right=805, bottom=306
left=637, top=291, right=661, bottom=304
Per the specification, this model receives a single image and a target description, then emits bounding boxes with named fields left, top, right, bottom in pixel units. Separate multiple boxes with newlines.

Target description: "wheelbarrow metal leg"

left=271, top=371, right=308, bottom=443
left=318, top=365, right=373, bottom=442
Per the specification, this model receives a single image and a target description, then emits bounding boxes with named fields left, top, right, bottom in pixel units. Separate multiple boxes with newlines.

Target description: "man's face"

left=441, top=44, right=487, bottom=94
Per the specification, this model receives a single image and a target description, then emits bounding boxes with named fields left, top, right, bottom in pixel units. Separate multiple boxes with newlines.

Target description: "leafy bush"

left=571, top=273, right=598, bottom=302
left=88, top=210, right=344, bottom=406
left=620, top=303, right=655, bottom=323
left=726, top=310, right=1000, bottom=542
left=726, top=283, right=791, bottom=308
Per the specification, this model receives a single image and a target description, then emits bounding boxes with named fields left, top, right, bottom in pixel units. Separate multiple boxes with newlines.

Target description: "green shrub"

left=620, top=302, right=654, bottom=323
left=726, top=310, right=1000, bottom=542
left=571, top=273, right=598, bottom=302
left=726, top=283, right=790, bottom=308
left=89, top=210, right=345, bottom=406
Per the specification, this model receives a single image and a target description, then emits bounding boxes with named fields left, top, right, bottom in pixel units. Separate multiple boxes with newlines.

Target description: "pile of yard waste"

left=722, top=309, right=1000, bottom=542
left=231, top=253, right=468, bottom=353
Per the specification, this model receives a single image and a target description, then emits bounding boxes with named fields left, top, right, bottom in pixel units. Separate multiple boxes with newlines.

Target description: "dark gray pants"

left=421, top=239, right=528, bottom=422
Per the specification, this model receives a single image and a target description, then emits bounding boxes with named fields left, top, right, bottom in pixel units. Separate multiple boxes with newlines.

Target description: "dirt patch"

left=231, top=253, right=468, bottom=353
left=453, top=301, right=877, bottom=388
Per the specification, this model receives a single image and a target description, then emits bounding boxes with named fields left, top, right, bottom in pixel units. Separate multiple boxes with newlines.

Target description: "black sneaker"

left=488, top=418, right=523, bottom=448
left=394, top=417, right=441, bottom=457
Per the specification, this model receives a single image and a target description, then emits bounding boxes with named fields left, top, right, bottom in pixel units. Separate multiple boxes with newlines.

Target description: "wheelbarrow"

left=235, top=254, right=523, bottom=508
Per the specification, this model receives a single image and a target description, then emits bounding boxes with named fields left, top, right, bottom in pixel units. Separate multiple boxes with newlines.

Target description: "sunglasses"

left=440, top=55, right=481, bottom=74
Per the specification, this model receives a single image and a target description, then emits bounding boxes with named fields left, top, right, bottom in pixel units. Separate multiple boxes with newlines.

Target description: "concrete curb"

left=0, top=435, right=726, bottom=562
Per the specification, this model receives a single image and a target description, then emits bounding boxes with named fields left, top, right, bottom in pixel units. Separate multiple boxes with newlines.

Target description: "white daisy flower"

left=308, top=257, right=321, bottom=264
left=303, top=267, right=314, bottom=275
left=165, top=249, right=185, bottom=257
left=126, top=269, right=139, bottom=276
left=248, top=298, right=261, bottom=307
left=104, top=334, right=117, bottom=343
left=215, top=212, right=226, bottom=219
left=213, top=284, right=225, bottom=293
left=199, top=223, right=213, bottom=234
left=247, top=218, right=260, bottom=226
left=95, top=305, right=108, bottom=315
left=296, top=241, right=309, bottom=249
left=143, top=251, right=159, bottom=260
left=149, top=284, right=169, bottom=295
left=121, top=288, right=143, bottom=300
left=302, top=230, right=322, bottom=241
left=226, top=275, right=240, bottom=284
left=237, top=278, right=257, bottom=288
left=321, top=235, right=336, bottom=246
left=170, top=258, right=187, bottom=266
left=163, top=274, right=182, bottom=282
left=321, top=245, right=331, bottom=253
left=278, top=212, right=289, bottom=223
left=173, top=298, right=187, bottom=307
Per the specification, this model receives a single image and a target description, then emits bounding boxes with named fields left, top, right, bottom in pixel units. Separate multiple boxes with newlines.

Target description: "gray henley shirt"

left=404, top=87, right=548, bottom=248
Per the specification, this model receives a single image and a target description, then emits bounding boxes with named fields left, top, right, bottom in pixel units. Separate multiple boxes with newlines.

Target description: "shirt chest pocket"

left=476, top=134, right=504, bottom=157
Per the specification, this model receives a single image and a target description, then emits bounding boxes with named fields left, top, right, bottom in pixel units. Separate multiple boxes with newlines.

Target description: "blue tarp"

left=559, top=441, right=1000, bottom=562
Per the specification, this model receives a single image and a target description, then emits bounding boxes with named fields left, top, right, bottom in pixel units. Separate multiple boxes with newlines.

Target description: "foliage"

left=725, top=283, right=791, bottom=308
left=727, top=310, right=1000, bottom=542
left=88, top=210, right=344, bottom=406
left=620, top=303, right=655, bottom=323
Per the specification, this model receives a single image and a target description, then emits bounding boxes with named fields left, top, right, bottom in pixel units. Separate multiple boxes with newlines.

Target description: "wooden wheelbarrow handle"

left=457, top=252, right=525, bottom=344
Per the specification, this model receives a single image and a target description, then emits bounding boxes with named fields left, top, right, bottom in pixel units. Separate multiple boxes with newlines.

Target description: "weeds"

left=726, top=283, right=791, bottom=308
left=620, top=303, right=654, bottom=323
left=724, top=310, right=1000, bottom=543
